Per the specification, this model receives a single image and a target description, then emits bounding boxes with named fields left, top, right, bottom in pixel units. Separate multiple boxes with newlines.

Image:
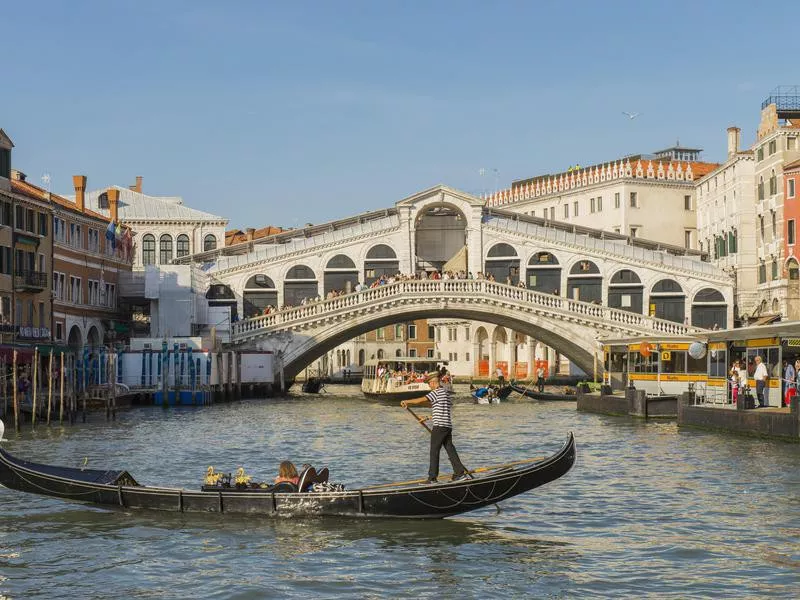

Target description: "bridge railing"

left=231, top=280, right=700, bottom=340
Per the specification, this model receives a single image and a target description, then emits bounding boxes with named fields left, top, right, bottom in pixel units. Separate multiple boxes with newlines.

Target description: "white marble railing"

left=486, top=216, right=725, bottom=279
left=231, top=280, right=700, bottom=342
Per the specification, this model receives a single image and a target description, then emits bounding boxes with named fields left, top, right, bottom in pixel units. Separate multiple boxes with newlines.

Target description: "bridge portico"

left=193, top=184, right=733, bottom=378
left=205, top=185, right=733, bottom=328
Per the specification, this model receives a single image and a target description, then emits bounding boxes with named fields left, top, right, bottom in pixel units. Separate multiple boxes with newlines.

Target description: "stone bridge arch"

left=251, top=304, right=601, bottom=382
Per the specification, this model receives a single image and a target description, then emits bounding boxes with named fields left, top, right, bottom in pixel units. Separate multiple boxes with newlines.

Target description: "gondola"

left=471, top=385, right=513, bottom=404
left=301, top=377, right=325, bottom=393
left=510, top=383, right=576, bottom=401
left=0, top=431, right=575, bottom=519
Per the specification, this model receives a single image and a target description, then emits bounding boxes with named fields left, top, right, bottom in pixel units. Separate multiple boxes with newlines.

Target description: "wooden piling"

left=31, top=347, right=38, bottom=430
left=12, top=350, right=19, bottom=432
left=2, top=358, right=6, bottom=422
left=111, top=353, right=117, bottom=421
left=59, top=352, right=65, bottom=424
left=47, top=351, right=53, bottom=426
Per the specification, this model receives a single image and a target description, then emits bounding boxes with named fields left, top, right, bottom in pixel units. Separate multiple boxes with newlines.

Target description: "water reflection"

left=2, top=387, right=800, bottom=598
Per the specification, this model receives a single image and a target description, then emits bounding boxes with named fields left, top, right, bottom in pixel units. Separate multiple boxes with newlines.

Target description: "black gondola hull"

left=0, top=433, right=575, bottom=519
left=510, top=384, right=576, bottom=401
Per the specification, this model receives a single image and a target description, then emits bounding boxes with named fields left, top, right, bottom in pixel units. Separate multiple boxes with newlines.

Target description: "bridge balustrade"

left=231, top=279, right=699, bottom=342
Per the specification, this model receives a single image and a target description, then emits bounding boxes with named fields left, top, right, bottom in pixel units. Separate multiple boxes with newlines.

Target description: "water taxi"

left=361, top=358, right=449, bottom=401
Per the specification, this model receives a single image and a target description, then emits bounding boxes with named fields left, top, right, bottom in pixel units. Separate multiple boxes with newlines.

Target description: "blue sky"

left=1, top=1, right=793, bottom=229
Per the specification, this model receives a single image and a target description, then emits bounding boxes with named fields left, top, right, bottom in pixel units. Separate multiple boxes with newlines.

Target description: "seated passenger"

left=474, top=386, right=489, bottom=398
left=274, top=460, right=299, bottom=486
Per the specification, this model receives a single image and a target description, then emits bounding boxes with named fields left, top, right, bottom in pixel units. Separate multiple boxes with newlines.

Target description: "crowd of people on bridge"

left=252, top=269, right=541, bottom=318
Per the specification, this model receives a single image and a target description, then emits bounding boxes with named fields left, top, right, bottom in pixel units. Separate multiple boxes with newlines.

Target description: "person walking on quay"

left=753, top=355, right=769, bottom=408
left=401, top=371, right=468, bottom=484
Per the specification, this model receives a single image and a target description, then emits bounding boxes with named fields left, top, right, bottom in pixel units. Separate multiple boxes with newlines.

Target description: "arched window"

left=142, top=234, right=156, bottom=266
left=159, top=235, right=173, bottom=264
left=176, top=234, right=190, bottom=258
left=204, top=234, right=217, bottom=252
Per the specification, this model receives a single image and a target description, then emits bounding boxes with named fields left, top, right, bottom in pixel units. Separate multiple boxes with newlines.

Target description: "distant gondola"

left=471, top=385, right=514, bottom=404
left=0, top=432, right=575, bottom=519
left=510, top=383, right=576, bottom=401
left=302, top=377, right=325, bottom=393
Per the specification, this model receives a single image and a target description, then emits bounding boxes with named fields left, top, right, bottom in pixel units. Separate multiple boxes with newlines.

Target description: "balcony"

left=14, top=270, right=47, bottom=292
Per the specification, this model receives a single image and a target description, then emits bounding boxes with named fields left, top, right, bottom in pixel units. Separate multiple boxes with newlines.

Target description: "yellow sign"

left=709, top=342, right=726, bottom=350
left=746, top=337, right=779, bottom=348
left=649, top=303, right=656, bottom=316
left=661, top=351, right=671, bottom=361
left=661, top=343, right=689, bottom=350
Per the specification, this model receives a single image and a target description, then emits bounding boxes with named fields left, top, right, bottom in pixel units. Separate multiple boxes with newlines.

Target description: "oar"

left=404, top=406, right=431, bottom=433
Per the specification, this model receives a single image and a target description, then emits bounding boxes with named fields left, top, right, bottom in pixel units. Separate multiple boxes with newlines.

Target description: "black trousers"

left=429, top=426, right=466, bottom=479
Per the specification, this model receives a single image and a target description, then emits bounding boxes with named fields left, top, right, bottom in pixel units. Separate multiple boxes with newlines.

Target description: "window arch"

left=159, top=235, right=173, bottom=264
left=142, top=234, right=156, bottom=266
left=485, top=243, right=520, bottom=284
left=176, top=234, right=190, bottom=258
left=364, top=244, right=399, bottom=284
left=203, top=234, right=217, bottom=252
left=487, top=243, right=518, bottom=258
left=366, top=244, right=397, bottom=259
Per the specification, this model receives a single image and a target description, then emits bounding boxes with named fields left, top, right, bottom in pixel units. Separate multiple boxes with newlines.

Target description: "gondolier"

left=401, top=371, right=469, bottom=483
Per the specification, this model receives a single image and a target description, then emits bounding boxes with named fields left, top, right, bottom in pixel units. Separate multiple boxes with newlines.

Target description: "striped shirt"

left=426, top=387, right=453, bottom=428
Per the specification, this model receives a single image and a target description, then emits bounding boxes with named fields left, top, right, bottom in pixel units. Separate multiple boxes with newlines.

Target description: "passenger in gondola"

left=274, top=460, right=299, bottom=486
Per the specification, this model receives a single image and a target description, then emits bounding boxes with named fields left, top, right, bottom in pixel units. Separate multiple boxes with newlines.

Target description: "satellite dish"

left=688, top=341, right=707, bottom=360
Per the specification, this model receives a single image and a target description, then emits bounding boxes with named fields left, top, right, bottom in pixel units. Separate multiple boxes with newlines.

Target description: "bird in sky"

left=622, top=111, right=641, bottom=120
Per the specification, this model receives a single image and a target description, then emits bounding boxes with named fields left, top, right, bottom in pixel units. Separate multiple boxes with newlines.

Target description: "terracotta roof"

left=225, top=225, right=285, bottom=246
left=11, top=178, right=113, bottom=222
left=784, top=158, right=800, bottom=172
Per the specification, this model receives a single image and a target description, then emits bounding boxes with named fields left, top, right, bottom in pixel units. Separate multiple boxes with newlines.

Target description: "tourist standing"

left=753, top=356, right=768, bottom=408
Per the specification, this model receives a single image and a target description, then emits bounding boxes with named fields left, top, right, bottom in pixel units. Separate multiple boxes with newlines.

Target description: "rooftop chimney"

left=727, top=126, right=741, bottom=157
left=135, top=176, right=142, bottom=193
left=10, top=169, right=26, bottom=181
left=73, top=175, right=87, bottom=212
left=246, top=227, right=256, bottom=241
left=107, top=187, right=120, bottom=224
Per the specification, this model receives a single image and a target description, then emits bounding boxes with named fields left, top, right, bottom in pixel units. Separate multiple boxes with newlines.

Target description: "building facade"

left=10, top=173, right=134, bottom=350
left=752, top=91, right=800, bottom=319
left=6, top=171, right=53, bottom=348
left=696, top=127, right=757, bottom=324
left=485, top=145, right=719, bottom=249
left=783, top=158, right=800, bottom=319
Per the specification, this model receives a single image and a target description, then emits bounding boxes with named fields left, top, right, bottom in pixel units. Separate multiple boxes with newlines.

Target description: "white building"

left=82, top=177, right=228, bottom=271
left=696, top=127, right=757, bottom=324
left=486, top=145, right=719, bottom=249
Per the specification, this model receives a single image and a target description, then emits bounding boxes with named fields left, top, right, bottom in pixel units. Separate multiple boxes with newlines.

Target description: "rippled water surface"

left=1, top=385, right=799, bottom=599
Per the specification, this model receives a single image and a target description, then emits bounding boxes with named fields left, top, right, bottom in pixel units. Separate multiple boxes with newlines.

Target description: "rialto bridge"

left=182, top=185, right=733, bottom=379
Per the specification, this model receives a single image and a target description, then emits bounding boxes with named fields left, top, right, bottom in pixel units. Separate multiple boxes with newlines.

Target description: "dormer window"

left=98, top=192, right=109, bottom=209
left=0, top=147, right=9, bottom=179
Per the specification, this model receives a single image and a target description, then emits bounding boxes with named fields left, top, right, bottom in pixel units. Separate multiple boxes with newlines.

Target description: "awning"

left=753, top=314, right=781, bottom=326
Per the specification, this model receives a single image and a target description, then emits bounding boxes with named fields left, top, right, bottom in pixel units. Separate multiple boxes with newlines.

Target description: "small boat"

left=302, top=377, right=325, bottom=393
left=510, top=383, right=576, bottom=401
left=361, top=358, right=449, bottom=402
left=0, top=428, right=575, bottom=519
left=471, top=385, right=513, bottom=404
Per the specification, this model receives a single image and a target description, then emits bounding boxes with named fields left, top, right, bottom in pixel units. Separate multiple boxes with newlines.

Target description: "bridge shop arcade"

left=602, top=321, right=800, bottom=408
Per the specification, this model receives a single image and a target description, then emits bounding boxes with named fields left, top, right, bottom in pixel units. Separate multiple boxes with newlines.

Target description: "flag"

left=105, top=220, right=115, bottom=242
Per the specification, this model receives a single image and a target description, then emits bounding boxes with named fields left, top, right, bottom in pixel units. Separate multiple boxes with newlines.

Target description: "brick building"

left=11, top=172, right=133, bottom=350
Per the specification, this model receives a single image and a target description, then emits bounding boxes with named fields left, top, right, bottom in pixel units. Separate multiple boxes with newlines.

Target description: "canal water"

left=1, top=385, right=798, bottom=599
